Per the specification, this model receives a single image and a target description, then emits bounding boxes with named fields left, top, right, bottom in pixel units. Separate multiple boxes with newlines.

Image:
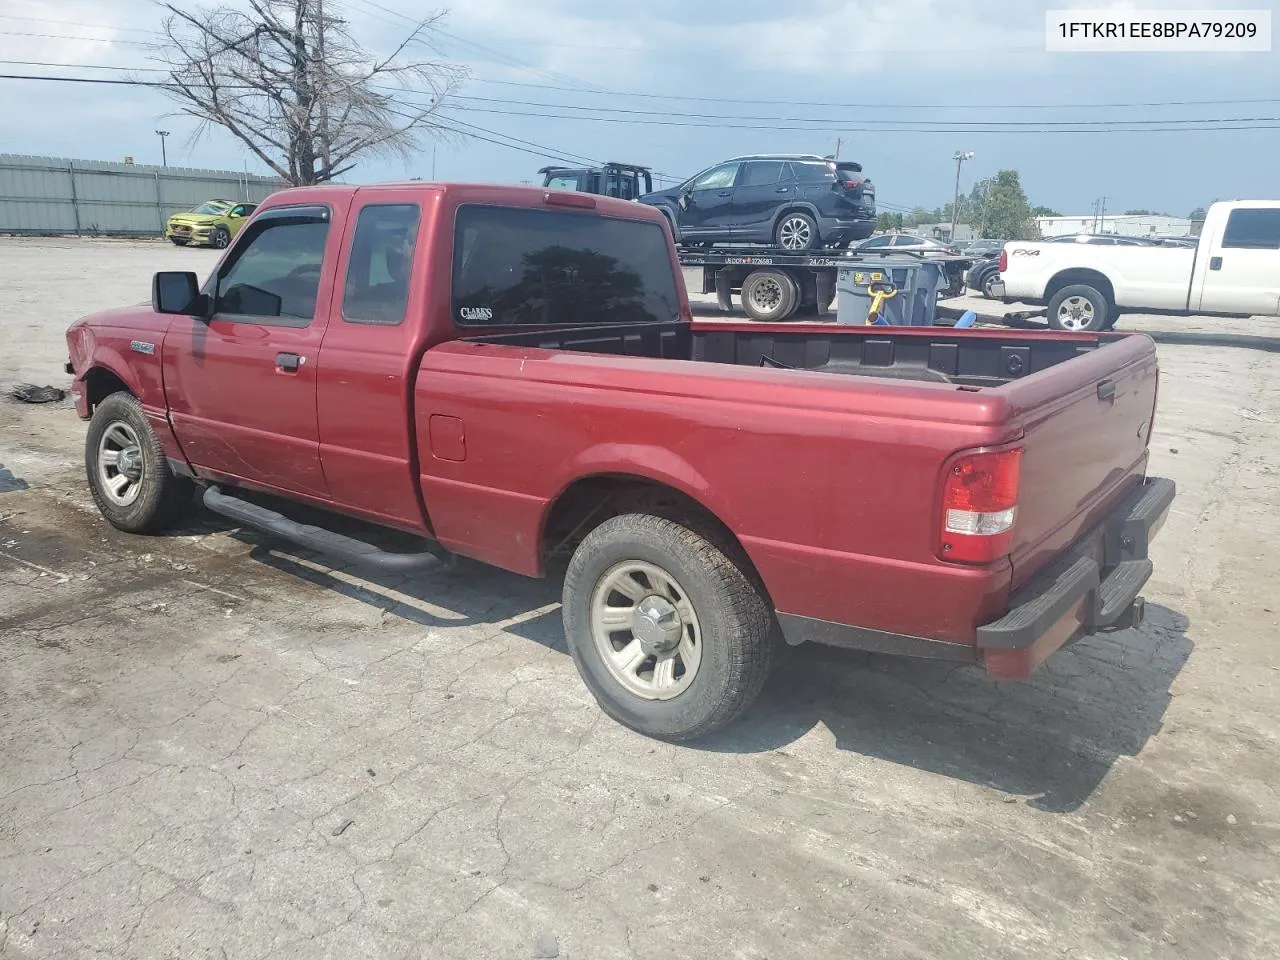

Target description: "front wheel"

left=562, top=513, right=776, bottom=740
left=210, top=226, right=231, bottom=249
left=1047, top=283, right=1110, bottom=332
left=981, top=270, right=1001, bottom=299
left=85, top=392, right=191, bottom=533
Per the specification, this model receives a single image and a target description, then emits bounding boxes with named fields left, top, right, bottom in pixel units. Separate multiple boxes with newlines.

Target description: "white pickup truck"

left=994, top=200, right=1280, bottom=330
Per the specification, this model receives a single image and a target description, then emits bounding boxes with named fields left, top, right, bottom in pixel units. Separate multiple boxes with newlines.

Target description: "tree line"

left=877, top=171, right=1210, bottom=240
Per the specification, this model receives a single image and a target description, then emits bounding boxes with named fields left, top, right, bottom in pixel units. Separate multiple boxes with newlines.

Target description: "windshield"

left=193, top=201, right=231, bottom=216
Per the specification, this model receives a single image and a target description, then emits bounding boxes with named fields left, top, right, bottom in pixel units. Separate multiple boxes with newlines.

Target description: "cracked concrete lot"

left=1, top=237, right=1279, bottom=959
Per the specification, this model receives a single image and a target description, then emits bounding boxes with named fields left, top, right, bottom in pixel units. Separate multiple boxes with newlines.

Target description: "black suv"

left=638, top=154, right=876, bottom=249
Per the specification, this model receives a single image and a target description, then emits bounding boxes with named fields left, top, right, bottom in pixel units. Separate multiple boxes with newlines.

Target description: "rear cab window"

left=1222, top=208, right=1280, bottom=249
left=452, top=205, right=680, bottom=328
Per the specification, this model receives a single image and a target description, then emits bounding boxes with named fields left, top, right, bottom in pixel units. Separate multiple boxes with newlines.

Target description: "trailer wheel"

left=741, top=269, right=799, bottom=322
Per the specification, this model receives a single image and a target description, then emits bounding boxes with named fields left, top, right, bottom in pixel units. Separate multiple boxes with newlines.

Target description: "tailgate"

left=1003, top=334, right=1159, bottom=590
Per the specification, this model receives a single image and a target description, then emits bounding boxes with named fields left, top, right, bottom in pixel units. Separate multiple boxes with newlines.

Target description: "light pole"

left=155, top=130, right=170, bottom=167
left=950, top=150, right=973, bottom=242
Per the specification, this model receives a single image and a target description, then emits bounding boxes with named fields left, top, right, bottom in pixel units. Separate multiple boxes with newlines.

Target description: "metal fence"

left=0, top=154, right=286, bottom=237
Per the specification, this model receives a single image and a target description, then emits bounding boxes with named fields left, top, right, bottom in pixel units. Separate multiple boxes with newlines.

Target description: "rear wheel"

left=981, top=270, right=1001, bottom=299
left=740, top=268, right=799, bottom=322
left=562, top=513, right=776, bottom=740
left=1047, top=283, right=1110, bottom=332
left=774, top=212, right=819, bottom=250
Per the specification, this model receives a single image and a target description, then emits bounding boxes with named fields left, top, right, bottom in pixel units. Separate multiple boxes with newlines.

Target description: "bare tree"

left=152, top=0, right=466, bottom=184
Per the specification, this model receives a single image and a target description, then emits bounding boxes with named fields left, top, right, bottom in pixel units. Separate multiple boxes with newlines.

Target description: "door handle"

left=275, top=352, right=302, bottom=372
left=1097, top=379, right=1116, bottom=401
left=1209, top=256, right=1223, bottom=270
left=717, top=191, right=732, bottom=197
left=775, top=187, right=791, bottom=193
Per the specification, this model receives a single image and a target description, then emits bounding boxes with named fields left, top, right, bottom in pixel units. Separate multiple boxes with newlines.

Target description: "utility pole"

left=432, top=144, right=437, bottom=180
left=1098, top=196, right=1107, bottom=234
left=315, top=0, right=329, bottom=178
left=155, top=129, right=170, bottom=166
left=950, top=151, right=973, bottom=242
left=834, top=137, right=842, bottom=159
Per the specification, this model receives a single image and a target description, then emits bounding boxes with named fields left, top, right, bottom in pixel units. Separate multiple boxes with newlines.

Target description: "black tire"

left=660, top=209, right=680, bottom=244
left=85, top=391, right=191, bottom=534
left=562, top=513, right=776, bottom=741
left=774, top=211, right=819, bottom=250
left=980, top=270, right=1001, bottom=299
left=210, top=226, right=231, bottom=249
left=740, top=268, right=799, bottom=322
left=1047, top=283, right=1110, bottom=332
left=1101, top=314, right=1119, bottom=331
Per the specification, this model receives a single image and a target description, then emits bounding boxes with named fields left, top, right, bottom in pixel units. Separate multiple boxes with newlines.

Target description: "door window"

left=545, top=174, right=581, bottom=191
left=214, top=217, right=330, bottom=324
left=739, top=161, right=785, bottom=187
left=861, top=236, right=892, bottom=248
left=689, top=163, right=741, bottom=191
left=452, top=205, right=680, bottom=328
left=1222, top=208, right=1280, bottom=249
left=342, top=204, right=421, bottom=326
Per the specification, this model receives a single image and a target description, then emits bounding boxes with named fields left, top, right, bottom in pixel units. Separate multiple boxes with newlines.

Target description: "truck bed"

left=437, top=321, right=1158, bottom=625
left=465, top=319, right=1110, bottom=388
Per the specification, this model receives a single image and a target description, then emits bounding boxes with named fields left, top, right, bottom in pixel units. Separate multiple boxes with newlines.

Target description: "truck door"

left=163, top=203, right=347, bottom=498
left=314, top=199, right=430, bottom=532
left=1194, top=206, right=1280, bottom=315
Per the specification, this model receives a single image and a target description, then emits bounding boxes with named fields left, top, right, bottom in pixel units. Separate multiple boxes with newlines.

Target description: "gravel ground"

left=1, top=237, right=1278, bottom=960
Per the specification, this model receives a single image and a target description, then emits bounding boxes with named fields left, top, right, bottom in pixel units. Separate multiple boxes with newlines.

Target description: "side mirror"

left=152, top=271, right=209, bottom=317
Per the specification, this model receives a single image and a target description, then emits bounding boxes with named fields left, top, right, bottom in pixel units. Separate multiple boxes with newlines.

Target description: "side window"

left=545, top=175, right=580, bottom=191
left=689, top=163, right=740, bottom=191
left=342, top=204, right=421, bottom=326
left=740, top=161, right=784, bottom=187
left=228, top=204, right=247, bottom=217
left=1222, top=208, right=1280, bottom=249
left=862, top=236, right=892, bottom=248
left=214, top=217, right=330, bottom=324
left=893, top=236, right=920, bottom=246
left=794, top=161, right=835, bottom=184
left=452, top=205, right=681, bottom=328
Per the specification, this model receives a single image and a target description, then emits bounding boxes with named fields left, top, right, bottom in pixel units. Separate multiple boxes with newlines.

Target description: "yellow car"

left=164, top=200, right=258, bottom=249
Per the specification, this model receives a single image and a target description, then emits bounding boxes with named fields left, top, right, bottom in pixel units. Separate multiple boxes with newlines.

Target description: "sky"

left=2, top=0, right=1278, bottom=218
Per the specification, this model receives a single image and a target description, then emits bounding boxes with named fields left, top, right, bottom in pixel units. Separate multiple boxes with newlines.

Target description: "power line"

left=0, top=29, right=153, bottom=47
left=0, top=13, right=156, bottom=35
left=459, top=74, right=1280, bottom=112
left=446, top=92, right=1275, bottom=128
left=7, top=72, right=1280, bottom=136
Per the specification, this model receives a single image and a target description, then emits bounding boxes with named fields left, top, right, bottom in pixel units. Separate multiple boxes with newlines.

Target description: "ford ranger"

left=996, top=199, right=1280, bottom=330
left=65, top=183, right=1174, bottom=740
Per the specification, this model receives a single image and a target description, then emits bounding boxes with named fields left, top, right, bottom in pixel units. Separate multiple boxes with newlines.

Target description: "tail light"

left=840, top=176, right=863, bottom=190
left=940, top=447, right=1022, bottom=564
left=998, top=249, right=1008, bottom=272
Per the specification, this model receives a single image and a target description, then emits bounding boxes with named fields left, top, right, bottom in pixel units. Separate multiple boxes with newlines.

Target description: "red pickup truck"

left=65, top=183, right=1174, bottom=740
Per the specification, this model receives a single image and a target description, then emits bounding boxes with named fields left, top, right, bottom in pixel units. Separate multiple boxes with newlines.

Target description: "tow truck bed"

left=680, top=246, right=974, bottom=322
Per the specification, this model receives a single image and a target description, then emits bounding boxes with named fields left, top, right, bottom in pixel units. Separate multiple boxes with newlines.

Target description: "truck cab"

left=539, top=162, right=653, bottom=200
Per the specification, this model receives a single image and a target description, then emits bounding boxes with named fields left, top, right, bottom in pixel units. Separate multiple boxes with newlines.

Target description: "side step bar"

left=202, top=485, right=446, bottom=574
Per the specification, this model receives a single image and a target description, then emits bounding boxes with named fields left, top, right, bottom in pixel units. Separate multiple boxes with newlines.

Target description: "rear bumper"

left=977, top=477, right=1175, bottom=679
left=820, top=215, right=876, bottom=243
